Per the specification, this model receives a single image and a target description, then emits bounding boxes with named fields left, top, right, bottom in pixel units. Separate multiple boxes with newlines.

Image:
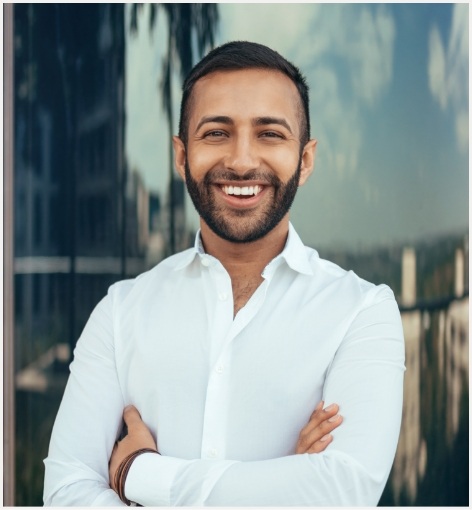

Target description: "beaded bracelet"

left=114, top=448, right=159, bottom=505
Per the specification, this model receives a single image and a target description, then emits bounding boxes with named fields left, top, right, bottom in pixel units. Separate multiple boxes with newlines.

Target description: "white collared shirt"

left=44, top=224, right=405, bottom=506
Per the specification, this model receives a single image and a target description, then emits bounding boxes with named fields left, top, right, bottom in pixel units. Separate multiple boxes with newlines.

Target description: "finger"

left=300, top=403, right=339, bottom=437
left=122, top=406, right=158, bottom=451
left=307, top=433, right=333, bottom=454
left=309, top=400, right=324, bottom=421
left=123, top=405, right=143, bottom=429
left=296, top=409, right=342, bottom=454
left=321, top=403, right=339, bottom=419
left=302, top=413, right=343, bottom=447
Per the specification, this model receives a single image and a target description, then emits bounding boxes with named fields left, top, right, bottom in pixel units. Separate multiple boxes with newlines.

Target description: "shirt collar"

left=173, top=222, right=314, bottom=276
left=263, top=222, right=314, bottom=278
left=172, top=233, right=202, bottom=271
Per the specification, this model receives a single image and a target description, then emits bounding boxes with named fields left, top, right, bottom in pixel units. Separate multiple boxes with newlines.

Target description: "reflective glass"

left=10, top=4, right=468, bottom=506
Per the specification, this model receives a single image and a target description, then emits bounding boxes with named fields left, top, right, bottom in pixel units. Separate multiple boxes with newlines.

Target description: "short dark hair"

left=178, top=41, right=310, bottom=146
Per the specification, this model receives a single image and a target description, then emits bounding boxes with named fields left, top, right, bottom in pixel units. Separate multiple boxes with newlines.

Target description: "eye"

left=204, top=130, right=227, bottom=138
left=260, top=131, right=284, bottom=139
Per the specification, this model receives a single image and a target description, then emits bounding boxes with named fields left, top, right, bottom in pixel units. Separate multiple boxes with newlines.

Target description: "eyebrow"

left=253, top=116, right=293, bottom=134
left=195, top=115, right=293, bottom=134
left=195, top=116, right=233, bottom=132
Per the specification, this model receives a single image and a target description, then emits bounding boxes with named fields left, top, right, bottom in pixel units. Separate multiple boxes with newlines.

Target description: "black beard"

left=184, top=159, right=302, bottom=243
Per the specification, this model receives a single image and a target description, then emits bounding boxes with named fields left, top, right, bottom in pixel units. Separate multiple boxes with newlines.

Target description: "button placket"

left=208, top=268, right=233, bottom=367
left=208, top=447, right=218, bottom=458
left=200, top=349, right=232, bottom=460
left=200, top=278, right=271, bottom=461
left=200, top=262, right=234, bottom=461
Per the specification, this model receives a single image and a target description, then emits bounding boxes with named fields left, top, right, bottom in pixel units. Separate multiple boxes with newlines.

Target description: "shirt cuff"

left=125, top=452, right=186, bottom=506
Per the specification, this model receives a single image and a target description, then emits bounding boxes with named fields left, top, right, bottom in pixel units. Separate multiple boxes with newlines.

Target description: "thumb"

left=123, top=405, right=143, bottom=429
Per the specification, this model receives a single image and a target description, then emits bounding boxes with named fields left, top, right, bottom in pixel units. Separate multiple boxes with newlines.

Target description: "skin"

left=109, top=402, right=343, bottom=491
left=173, top=69, right=316, bottom=316
left=109, top=69, right=343, bottom=492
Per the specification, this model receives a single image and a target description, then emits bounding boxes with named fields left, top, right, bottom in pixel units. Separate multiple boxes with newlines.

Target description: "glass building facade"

left=6, top=5, right=189, bottom=504
left=3, top=4, right=468, bottom=506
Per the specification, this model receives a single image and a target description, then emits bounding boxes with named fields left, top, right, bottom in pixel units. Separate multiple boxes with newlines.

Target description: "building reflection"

left=11, top=4, right=469, bottom=506
left=384, top=245, right=469, bottom=506
left=12, top=5, right=191, bottom=504
left=323, top=237, right=469, bottom=507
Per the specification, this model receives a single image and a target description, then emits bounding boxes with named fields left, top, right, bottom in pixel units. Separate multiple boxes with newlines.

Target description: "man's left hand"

left=109, top=405, right=157, bottom=491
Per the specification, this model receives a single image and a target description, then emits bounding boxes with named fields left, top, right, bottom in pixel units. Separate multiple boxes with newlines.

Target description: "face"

left=174, top=69, right=316, bottom=243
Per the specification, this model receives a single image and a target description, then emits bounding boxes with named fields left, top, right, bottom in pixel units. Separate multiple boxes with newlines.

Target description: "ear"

left=173, top=136, right=186, bottom=181
left=298, top=139, right=317, bottom=187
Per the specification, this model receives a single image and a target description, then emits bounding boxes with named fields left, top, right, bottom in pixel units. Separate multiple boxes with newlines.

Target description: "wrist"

left=114, top=448, right=159, bottom=505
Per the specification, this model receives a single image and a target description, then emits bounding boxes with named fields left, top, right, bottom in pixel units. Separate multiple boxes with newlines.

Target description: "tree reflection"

left=129, top=4, right=219, bottom=254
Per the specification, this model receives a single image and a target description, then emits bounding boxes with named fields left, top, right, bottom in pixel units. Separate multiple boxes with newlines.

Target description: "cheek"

left=187, top=146, right=223, bottom=178
left=262, top=148, right=300, bottom=178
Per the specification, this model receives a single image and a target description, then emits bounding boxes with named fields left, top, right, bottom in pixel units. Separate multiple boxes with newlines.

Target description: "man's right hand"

left=296, top=401, right=343, bottom=454
left=109, top=405, right=157, bottom=492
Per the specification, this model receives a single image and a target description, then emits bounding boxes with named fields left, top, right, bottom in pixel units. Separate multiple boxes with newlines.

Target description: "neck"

left=199, top=216, right=290, bottom=278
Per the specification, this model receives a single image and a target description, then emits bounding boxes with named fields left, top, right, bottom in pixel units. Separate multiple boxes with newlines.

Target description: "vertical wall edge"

left=3, top=3, right=16, bottom=506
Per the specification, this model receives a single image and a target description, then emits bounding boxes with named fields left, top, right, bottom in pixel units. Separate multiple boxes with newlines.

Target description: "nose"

left=224, top=134, right=259, bottom=175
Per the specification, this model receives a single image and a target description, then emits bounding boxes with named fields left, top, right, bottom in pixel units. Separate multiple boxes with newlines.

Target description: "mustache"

left=203, top=168, right=282, bottom=186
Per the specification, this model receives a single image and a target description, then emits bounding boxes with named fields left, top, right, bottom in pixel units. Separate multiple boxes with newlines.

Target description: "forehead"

left=189, top=69, right=302, bottom=131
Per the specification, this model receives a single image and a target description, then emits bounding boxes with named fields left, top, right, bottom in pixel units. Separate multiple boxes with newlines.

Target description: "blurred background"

left=3, top=3, right=468, bottom=506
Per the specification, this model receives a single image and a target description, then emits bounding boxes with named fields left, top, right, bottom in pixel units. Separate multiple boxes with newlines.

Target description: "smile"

left=221, top=185, right=263, bottom=197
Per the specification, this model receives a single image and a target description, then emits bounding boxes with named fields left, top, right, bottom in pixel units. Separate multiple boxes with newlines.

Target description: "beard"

left=184, top=157, right=302, bottom=243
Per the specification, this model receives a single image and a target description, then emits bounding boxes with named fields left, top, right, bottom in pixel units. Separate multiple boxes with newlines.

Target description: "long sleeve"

left=43, top=234, right=405, bottom=507
left=43, top=294, right=126, bottom=506
left=125, top=286, right=405, bottom=506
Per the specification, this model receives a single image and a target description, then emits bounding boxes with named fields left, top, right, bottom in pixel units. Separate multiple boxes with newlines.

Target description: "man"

left=44, top=41, right=405, bottom=506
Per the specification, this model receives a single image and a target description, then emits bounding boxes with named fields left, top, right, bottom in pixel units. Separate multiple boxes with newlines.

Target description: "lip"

left=213, top=183, right=270, bottom=209
left=212, top=180, right=270, bottom=187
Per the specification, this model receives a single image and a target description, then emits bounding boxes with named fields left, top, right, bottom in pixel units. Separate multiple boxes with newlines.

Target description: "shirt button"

left=209, top=448, right=218, bottom=458
left=201, top=257, right=210, bottom=267
left=215, top=364, right=224, bottom=374
left=218, top=292, right=228, bottom=301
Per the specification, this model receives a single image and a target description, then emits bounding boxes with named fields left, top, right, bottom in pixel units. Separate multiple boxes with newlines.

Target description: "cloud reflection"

left=428, top=4, right=468, bottom=152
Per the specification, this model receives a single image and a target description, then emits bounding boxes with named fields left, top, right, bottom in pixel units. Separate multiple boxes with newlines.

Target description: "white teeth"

left=222, top=185, right=262, bottom=196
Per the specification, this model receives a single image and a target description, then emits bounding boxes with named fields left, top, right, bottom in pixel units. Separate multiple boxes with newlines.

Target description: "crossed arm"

left=109, top=401, right=343, bottom=500
left=44, top=286, right=404, bottom=506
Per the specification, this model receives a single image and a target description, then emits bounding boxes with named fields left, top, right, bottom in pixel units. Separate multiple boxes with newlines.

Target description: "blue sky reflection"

left=125, top=3, right=468, bottom=250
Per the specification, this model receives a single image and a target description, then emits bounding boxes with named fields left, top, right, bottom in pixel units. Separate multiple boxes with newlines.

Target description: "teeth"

left=222, top=185, right=262, bottom=196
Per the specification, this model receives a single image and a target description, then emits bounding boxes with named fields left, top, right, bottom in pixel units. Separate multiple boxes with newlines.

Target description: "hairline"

left=182, top=68, right=307, bottom=146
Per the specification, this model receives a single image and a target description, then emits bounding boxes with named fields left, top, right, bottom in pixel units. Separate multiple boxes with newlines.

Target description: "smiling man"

left=44, top=41, right=405, bottom=506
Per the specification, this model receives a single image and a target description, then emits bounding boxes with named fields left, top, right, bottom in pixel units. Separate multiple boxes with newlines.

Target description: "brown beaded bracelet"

left=114, top=448, right=159, bottom=505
